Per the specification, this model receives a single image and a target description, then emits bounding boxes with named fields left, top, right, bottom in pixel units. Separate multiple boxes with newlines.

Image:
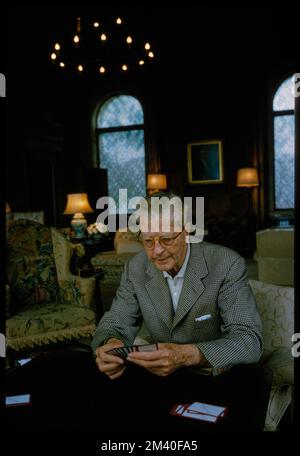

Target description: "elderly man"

left=5, top=192, right=270, bottom=436
left=90, top=192, right=270, bottom=434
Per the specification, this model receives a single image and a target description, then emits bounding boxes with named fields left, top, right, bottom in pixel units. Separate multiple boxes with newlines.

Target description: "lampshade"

left=63, top=193, right=93, bottom=215
left=147, top=174, right=167, bottom=190
left=237, top=168, right=259, bottom=187
left=6, top=202, right=11, bottom=213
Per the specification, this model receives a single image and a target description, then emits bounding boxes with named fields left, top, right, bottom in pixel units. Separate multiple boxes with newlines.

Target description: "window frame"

left=268, top=75, right=295, bottom=222
left=95, top=93, right=147, bottom=204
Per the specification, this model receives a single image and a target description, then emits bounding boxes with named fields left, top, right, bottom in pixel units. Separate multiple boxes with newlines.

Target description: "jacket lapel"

left=145, top=262, right=174, bottom=329
left=172, top=244, right=208, bottom=329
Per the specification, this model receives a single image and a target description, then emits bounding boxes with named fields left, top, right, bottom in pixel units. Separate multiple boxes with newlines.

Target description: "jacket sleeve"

left=91, top=260, right=142, bottom=353
left=197, top=255, right=263, bottom=375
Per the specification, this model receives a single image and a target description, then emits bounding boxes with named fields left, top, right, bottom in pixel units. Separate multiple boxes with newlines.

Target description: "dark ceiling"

left=6, top=4, right=299, bottom=79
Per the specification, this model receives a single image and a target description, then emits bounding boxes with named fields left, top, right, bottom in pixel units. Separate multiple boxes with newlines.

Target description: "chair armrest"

left=263, top=348, right=294, bottom=386
left=59, top=275, right=96, bottom=310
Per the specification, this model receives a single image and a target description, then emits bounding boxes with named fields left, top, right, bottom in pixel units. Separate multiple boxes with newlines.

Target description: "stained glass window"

left=97, top=95, right=146, bottom=212
left=273, top=76, right=295, bottom=209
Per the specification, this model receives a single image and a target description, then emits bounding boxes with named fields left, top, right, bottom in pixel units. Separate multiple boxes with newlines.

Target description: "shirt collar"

left=163, top=242, right=191, bottom=280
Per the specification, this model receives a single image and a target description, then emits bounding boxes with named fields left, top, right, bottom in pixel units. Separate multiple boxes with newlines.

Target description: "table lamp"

left=237, top=167, right=259, bottom=212
left=63, top=193, right=93, bottom=239
left=237, top=168, right=259, bottom=188
left=147, top=174, right=167, bottom=195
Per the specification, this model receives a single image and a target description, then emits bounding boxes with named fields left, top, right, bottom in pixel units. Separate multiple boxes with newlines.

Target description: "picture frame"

left=187, top=140, right=224, bottom=184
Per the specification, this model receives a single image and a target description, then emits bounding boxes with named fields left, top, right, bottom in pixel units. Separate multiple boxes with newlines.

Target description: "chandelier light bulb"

left=49, top=16, right=155, bottom=75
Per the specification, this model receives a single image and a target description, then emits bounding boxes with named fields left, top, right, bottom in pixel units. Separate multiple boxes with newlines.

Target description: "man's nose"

left=152, top=239, right=165, bottom=255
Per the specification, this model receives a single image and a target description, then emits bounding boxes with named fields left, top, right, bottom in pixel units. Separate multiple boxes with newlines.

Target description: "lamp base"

left=71, top=213, right=87, bottom=239
left=148, top=189, right=160, bottom=196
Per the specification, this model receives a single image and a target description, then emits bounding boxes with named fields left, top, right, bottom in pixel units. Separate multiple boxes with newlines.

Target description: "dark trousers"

left=5, top=349, right=272, bottom=436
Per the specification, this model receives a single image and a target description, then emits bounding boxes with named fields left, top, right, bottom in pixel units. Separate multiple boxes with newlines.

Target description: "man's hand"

left=127, top=342, right=206, bottom=376
left=95, top=338, right=126, bottom=380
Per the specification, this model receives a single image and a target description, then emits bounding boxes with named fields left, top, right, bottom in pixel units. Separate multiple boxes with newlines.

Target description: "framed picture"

left=187, top=140, right=224, bottom=184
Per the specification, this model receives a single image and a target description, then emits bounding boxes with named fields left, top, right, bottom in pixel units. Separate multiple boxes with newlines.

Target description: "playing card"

left=170, top=401, right=228, bottom=424
left=107, top=343, right=158, bottom=359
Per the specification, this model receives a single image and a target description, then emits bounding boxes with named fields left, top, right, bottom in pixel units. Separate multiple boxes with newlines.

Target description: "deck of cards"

left=170, top=401, right=228, bottom=424
left=107, top=343, right=158, bottom=360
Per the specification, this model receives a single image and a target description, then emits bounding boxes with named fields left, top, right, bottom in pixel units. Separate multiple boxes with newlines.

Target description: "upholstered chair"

left=255, top=228, right=294, bottom=286
left=249, top=279, right=294, bottom=431
left=12, top=211, right=45, bottom=225
left=6, top=219, right=97, bottom=355
left=91, top=229, right=143, bottom=312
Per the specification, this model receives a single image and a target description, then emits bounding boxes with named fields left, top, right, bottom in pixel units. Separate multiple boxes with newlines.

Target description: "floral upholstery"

left=91, top=251, right=134, bottom=284
left=90, top=229, right=143, bottom=312
left=6, top=220, right=96, bottom=352
left=91, top=251, right=135, bottom=313
left=6, top=303, right=95, bottom=340
left=12, top=211, right=45, bottom=224
left=91, top=230, right=143, bottom=280
left=249, top=279, right=294, bottom=431
left=7, top=221, right=59, bottom=309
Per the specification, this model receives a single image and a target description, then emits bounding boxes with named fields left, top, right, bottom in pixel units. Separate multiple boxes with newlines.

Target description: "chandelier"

left=49, top=16, right=155, bottom=75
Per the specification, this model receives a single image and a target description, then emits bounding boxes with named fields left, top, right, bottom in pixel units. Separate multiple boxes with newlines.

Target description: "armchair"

left=91, top=229, right=143, bottom=312
left=255, top=228, right=294, bottom=286
left=6, top=219, right=97, bottom=355
left=12, top=211, right=45, bottom=224
left=249, top=279, right=294, bottom=431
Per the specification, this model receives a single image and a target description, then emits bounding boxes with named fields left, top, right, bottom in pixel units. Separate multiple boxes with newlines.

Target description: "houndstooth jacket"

left=92, top=242, right=263, bottom=375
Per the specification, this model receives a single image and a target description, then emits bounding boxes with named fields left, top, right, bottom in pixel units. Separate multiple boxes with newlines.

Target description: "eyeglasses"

left=140, top=231, right=182, bottom=249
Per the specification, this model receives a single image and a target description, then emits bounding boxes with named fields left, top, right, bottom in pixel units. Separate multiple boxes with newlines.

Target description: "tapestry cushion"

left=116, top=239, right=144, bottom=254
left=12, top=211, right=45, bottom=225
left=114, top=229, right=140, bottom=250
left=249, top=279, right=294, bottom=360
left=91, top=252, right=134, bottom=284
left=6, top=220, right=60, bottom=310
left=6, top=303, right=96, bottom=339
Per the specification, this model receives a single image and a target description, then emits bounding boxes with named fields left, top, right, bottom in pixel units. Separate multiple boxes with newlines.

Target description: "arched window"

left=272, top=75, right=295, bottom=210
left=96, top=95, right=146, bottom=212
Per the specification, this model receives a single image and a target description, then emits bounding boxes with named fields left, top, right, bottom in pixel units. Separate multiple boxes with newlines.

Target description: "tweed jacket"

left=92, top=242, right=263, bottom=375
